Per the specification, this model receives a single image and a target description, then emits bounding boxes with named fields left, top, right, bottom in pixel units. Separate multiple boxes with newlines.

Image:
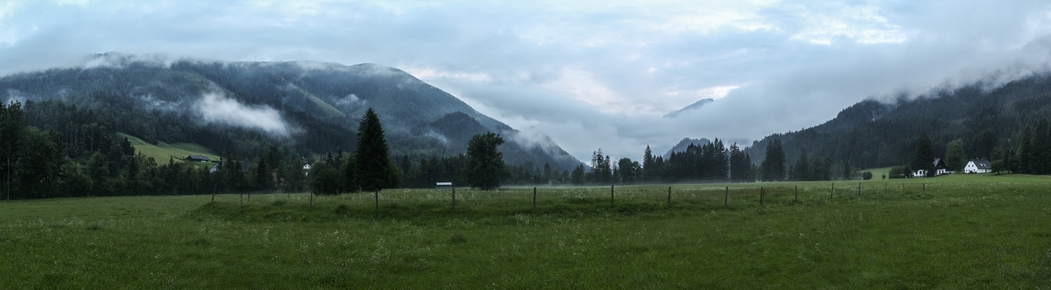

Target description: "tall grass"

left=1, top=174, right=1049, bottom=288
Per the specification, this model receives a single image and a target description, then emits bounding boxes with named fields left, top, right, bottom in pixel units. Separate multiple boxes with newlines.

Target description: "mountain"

left=662, top=137, right=750, bottom=159
left=663, top=98, right=713, bottom=118
left=742, top=73, right=1051, bottom=170
left=662, top=138, right=710, bottom=159
left=0, top=53, right=580, bottom=170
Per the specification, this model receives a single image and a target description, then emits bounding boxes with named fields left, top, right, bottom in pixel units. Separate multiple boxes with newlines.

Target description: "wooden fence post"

left=240, top=192, right=243, bottom=207
left=857, top=182, right=861, bottom=196
left=795, top=185, right=798, bottom=201
left=923, top=183, right=926, bottom=192
left=760, top=186, right=764, bottom=206
left=452, top=187, right=456, bottom=209
left=610, top=185, right=615, bottom=206
left=667, top=186, right=671, bottom=205
left=724, top=186, right=728, bottom=206
left=309, top=192, right=313, bottom=209
left=830, top=183, right=834, bottom=198
left=533, top=187, right=536, bottom=209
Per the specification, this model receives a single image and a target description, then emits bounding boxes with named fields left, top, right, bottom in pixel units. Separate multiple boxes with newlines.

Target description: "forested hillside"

left=743, top=73, right=1051, bottom=171
left=0, top=53, right=580, bottom=171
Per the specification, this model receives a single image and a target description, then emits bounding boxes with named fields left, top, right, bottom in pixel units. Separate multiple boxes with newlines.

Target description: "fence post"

left=667, top=186, right=671, bottom=205
left=857, top=182, right=861, bottom=196
left=884, top=182, right=887, bottom=194
left=830, top=183, right=834, bottom=198
left=760, top=186, right=764, bottom=206
left=375, top=191, right=379, bottom=209
left=452, top=187, right=456, bottom=209
left=240, top=192, right=243, bottom=207
left=795, top=185, right=798, bottom=201
left=610, top=185, right=615, bottom=206
left=533, top=187, right=536, bottom=209
left=923, top=183, right=926, bottom=192
left=724, top=186, right=728, bottom=206
left=309, top=192, right=313, bottom=209
left=248, top=192, right=251, bottom=202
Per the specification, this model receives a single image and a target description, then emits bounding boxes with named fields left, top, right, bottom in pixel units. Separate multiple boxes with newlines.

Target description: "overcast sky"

left=2, top=0, right=1051, bottom=162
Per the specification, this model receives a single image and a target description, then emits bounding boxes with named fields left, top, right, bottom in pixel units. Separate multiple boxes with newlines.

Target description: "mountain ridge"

left=0, top=53, right=581, bottom=170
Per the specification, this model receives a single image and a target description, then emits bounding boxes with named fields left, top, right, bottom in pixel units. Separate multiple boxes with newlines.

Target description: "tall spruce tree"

left=760, top=139, right=785, bottom=181
left=912, top=133, right=935, bottom=177
left=729, top=143, right=747, bottom=182
left=463, top=132, right=507, bottom=190
left=1034, top=120, right=1051, bottom=175
left=1, top=101, right=24, bottom=200
left=1017, top=125, right=1034, bottom=174
left=793, top=149, right=810, bottom=181
left=354, top=108, right=400, bottom=192
left=642, top=145, right=655, bottom=182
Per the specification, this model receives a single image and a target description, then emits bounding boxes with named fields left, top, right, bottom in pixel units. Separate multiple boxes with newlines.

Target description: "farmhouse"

left=964, top=159, right=991, bottom=174
left=915, top=158, right=950, bottom=177
left=186, top=155, right=210, bottom=162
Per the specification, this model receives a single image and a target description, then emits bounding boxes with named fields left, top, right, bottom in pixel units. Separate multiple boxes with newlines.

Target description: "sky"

left=2, top=0, right=1051, bottom=162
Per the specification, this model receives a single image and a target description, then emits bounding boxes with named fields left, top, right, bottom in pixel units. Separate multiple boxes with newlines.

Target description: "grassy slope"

left=1, top=174, right=1049, bottom=288
left=296, top=87, right=345, bottom=118
left=119, top=133, right=220, bottom=166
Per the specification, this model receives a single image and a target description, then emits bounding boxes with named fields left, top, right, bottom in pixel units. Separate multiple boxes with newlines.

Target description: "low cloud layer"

left=197, top=92, right=291, bottom=137
left=1, top=0, right=1050, bottom=162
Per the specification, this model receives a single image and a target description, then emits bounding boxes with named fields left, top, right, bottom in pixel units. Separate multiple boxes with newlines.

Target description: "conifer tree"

left=354, top=108, right=400, bottom=192
left=760, top=139, right=785, bottom=181
left=1017, top=126, right=1033, bottom=174
left=793, top=149, right=810, bottom=181
left=0, top=101, right=24, bottom=200
left=642, top=145, right=654, bottom=182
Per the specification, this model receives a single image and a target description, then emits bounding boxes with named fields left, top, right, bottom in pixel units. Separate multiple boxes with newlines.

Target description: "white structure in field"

left=915, top=158, right=949, bottom=177
left=964, top=159, right=991, bottom=174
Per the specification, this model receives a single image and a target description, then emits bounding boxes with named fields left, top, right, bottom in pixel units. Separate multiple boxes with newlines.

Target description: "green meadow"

left=1, top=174, right=1049, bottom=288
left=119, top=133, right=220, bottom=166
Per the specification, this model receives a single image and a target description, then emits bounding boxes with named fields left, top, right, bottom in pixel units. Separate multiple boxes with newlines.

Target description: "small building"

left=964, top=159, right=991, bottom=174
left=915, top=158, right=949, bottom=177
left=436, top=182, right=453, bottom=188
left=186, top=155, right=210, bottom=162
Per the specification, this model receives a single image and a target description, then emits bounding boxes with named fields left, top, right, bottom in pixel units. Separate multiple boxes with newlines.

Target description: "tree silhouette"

left=463, top=132, right=507, bottom=190
left=354, top=108, right=400, bottom=192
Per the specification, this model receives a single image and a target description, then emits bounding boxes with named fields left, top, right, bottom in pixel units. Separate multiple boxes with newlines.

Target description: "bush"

left=862, top=171, right=873, bottom=180
left=888, top=166, right=911, bottom=179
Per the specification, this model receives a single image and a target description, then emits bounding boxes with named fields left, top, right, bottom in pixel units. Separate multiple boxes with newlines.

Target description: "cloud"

left=0, top=0, right=1050, bottom=163
left=196, top=92, right=291, bottom=137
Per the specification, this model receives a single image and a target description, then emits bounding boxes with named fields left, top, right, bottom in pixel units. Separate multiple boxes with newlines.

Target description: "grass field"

left=119, top=133, right=220, bottom=167
left=1, top=174, right=1050, bottom=288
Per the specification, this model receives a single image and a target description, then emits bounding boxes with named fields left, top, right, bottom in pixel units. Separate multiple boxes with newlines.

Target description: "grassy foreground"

left=1, top=174, right=1050, bottom=288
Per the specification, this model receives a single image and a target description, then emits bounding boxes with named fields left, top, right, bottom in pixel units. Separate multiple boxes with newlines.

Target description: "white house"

left=964, top=159, right=991, bottom=174
left=915, top=158, right=949, bottom=177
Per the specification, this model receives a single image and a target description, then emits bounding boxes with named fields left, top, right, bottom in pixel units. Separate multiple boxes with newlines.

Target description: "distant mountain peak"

left=663, top=98, right=714, bottom=118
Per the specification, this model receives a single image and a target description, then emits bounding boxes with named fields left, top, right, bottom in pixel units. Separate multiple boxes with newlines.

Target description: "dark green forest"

left=743, top=73, right=1051, bottom=175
